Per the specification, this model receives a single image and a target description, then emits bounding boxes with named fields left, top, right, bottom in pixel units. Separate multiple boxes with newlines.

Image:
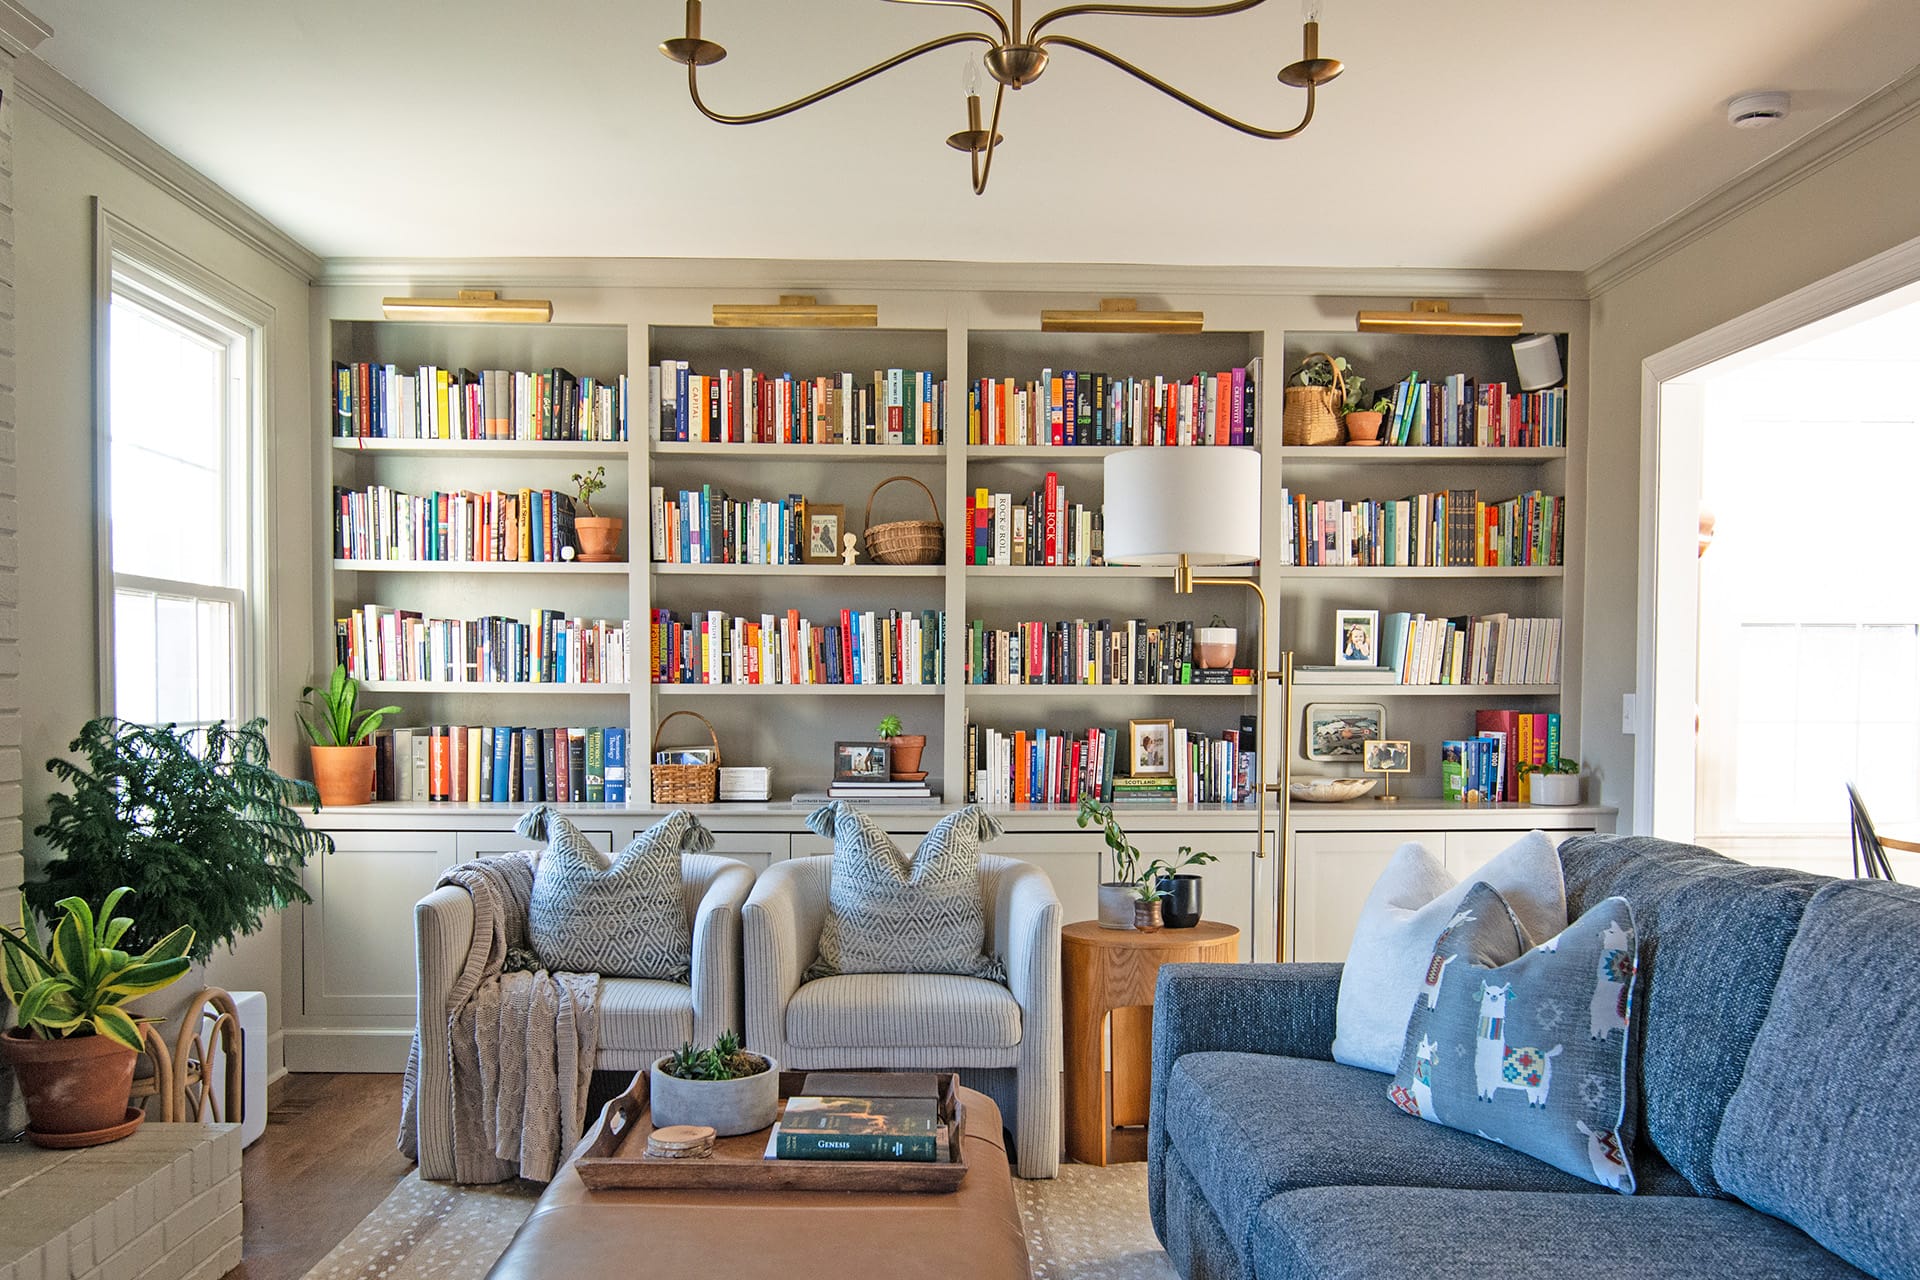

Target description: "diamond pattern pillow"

left=1389, top=881, right=1641, bottom=1192
left=804, top=802, right=1006, bottom=982
left=522, top=804, right=708, bottom=982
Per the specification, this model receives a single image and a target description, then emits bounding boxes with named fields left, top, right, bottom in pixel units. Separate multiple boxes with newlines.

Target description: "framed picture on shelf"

left=1362, top=739, right=1411, bottom=774
left=803, top=503, right=847, bottom=564
left=1304, top=703, right=1386, bottom=763
left=1334, top=609, right=1380, bottom=668
left=833, top=741, right=892, bottom=783
left=1127, top=718, right=1174, bottom=778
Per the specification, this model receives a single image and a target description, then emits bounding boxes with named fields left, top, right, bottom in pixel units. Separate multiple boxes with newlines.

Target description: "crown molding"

left=0, top=1, right=52, bottom=56
left=318, top=255, right=1588, bottom=301
left=11, top=51, right=321, bottom=281
left=1584, top=63, right=1920, bottom=298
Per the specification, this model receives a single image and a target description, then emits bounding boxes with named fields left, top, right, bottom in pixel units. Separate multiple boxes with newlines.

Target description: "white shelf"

left=651, top=563, right=943, bottom=578
left=1278, top=446, right=1566, bottom=464
left=652, top=684, right=944, bottom=696
left=359, top=681, right=633, bottom=694
left=331, top=438, right=630, bottom=457
left=966, top=444, right=1255, bottom=461
left=651, top=442, right=946, bottom=460
left=965, top=684, right=1253, bottom=697
left=333, top=559, right=630, bottom=575
left=1277, top=566, right=1563, bottom=579
left=1291, top=681, right=1560, bottom=697
left=965, top=565, right=1252, bottom=579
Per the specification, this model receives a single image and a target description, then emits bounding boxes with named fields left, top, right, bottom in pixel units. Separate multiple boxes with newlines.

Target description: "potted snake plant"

left=300, top=663, right=401, bottom=806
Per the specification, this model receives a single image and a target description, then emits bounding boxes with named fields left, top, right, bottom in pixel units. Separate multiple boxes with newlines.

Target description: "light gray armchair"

left=743, top=853, right=1062, bottom=1178
left=411, top=852, right=754, bottom=1181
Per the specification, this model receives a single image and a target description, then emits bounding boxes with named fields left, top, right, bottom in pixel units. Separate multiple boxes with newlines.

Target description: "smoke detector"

left=1728, top=91, right=1791, bottom=129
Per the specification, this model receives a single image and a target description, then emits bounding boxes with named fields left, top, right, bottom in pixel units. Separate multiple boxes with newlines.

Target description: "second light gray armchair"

left=742, top=853, right=1063, bottom=1177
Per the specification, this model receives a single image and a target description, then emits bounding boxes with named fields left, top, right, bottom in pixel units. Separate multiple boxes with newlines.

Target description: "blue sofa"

left=1149, top=834, right=1919, bottom=1279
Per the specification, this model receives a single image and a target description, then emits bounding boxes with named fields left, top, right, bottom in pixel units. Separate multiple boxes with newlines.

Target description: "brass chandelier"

left=659, top=0, right=1343, bottom=195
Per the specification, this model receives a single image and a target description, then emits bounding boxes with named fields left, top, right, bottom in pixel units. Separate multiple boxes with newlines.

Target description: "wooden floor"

left=231, top=1074, right=413, bottom=1280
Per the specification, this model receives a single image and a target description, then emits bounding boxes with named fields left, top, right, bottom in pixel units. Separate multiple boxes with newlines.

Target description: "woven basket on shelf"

left=1281, top=351, right=1346, bottom=447
left=862, top=475, right=944, bottom=566
left=649, top=710, right=720, bottom=805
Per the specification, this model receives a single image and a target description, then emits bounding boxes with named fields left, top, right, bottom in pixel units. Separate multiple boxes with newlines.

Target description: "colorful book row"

left=965, top=618, right=1248, bottom=687
left=333, top=485, right=584, bottom=563
left=336, top=606, right=632, bottom=685
left=649, top=608, right=947, bottom=686
left=965, top=360, right=1261, bottom=447
left=651, top=363, right=947, bottom=445
left=1381, top=614, right=1562, bottom=687
left=964, top=718, right=1256, bottom=806
left=372, top=724, right=630, bottom=804
left=1375, top=376, right=1565, bottom=448
left=332, top=363, right=628, bottom=442
left=647, top=485, right=806, bottom=566
left=1467, top=710, right=1564, bottom=803
left=1286, top=489, right=1564, bottom=568
left=965, top=474, right=1101, bottom=567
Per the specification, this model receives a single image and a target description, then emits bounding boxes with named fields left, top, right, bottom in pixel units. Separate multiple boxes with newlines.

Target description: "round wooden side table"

left=1061, top=920, right=1239, bottom=1166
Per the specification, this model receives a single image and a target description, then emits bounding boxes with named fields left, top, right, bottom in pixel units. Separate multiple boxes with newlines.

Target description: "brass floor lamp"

left=1104, top=448, right=1293, bottom=962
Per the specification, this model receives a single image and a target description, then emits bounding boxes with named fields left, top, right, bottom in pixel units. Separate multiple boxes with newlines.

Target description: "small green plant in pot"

left=1080, top=796, right=1147, bottom=930
left=571, top=465, right=624, bottom=563
left=877, top=714, right=927, bottom=780
left=301, top=663, right=401, bottom=806
left=0, top=889, right=193, bottom=1144
left=650, top=1031, right=778, bottom=1135
left=1136, top=846, right=1220, bottom=931
left=1521, top=757, right=1584, bottom=806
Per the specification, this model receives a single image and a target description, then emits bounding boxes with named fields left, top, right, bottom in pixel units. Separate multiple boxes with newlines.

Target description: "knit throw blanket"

left=398, top=852, right=600, bottom=1183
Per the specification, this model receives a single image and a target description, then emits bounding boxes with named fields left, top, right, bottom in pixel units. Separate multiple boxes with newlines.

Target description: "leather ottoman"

left=487, top=1087, right=1033, bottom=1279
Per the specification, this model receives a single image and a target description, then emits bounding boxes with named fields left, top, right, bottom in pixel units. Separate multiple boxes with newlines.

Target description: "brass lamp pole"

left=660, top=0, right=1344, bottom=195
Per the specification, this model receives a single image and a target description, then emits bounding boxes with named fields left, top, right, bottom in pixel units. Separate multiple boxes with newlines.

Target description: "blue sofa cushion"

left=1252, top=1186, right=1870, bottom=1280
left=1557, top=833, right=1826, bottom=1195
left=1164, top=1051, right=1616, bottom=1258
left=1715, top=878, right=1920, bottom=1280
left=1389, top=885, right=1641, bottom=1191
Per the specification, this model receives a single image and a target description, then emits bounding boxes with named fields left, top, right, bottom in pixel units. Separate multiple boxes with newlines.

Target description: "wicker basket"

left=1281, top=352, right=1346, bottom=447
left=862, top=475, right=944, bottom=565
left=649, top=710, right=720, bottom=805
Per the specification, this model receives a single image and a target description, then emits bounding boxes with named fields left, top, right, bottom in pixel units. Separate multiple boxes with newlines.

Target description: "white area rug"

left=300, top=1162, right=1178, bottom=1280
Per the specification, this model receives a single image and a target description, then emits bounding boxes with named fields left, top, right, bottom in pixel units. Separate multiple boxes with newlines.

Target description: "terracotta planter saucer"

left=27, top=1106, right=145, bottom=1149
left=891, top=770, right=929, bottom=782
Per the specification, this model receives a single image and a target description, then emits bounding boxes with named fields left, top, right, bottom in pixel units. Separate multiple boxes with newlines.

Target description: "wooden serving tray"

left=575, top=1069, right=969, bottom=1193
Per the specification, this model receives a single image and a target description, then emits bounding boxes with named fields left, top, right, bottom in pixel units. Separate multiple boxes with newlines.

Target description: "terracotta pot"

left=1344, top=411, right=1384, bottom=444
left=1195, top=627, right=1237, bottom=670
left=574, top=517, right=624, bottom=563
left=2, top=1027, right=139, bottom=1139
left=310, top=744, right=375, bottom=807
left=887, top=734, right=927, bottom=778
left=1133, top=899, right=1164, bottom=932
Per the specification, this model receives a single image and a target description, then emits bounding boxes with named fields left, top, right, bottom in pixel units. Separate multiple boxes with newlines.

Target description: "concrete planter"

left=649, top=1054, right=780, bottom=1136
left=1097, top=882, right=1136, bottom=930
left=1529, top=773, right=1584, bottom=806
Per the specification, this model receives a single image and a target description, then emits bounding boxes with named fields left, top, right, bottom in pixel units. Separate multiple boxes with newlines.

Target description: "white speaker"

left=1512, top=334, right=1564, bottom=391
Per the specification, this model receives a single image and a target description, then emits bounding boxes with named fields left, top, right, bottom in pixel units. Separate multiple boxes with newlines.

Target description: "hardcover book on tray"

left=769, top=1072, right=948, bottom=1162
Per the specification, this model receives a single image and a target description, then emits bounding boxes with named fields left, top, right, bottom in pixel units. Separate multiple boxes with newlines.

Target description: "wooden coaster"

left=649, top=1125, right=716, bottom=1150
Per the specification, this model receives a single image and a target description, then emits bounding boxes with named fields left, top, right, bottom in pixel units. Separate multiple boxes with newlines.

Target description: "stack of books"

left=825, top=780, right=935, bottom=803
left=1111, top=775, right=1177, bottom=803
left=767, top=1073, right=949, bottom=1163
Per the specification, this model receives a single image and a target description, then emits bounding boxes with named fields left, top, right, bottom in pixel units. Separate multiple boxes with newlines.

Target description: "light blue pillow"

left=1389, top=881, right=1641, bottom=1192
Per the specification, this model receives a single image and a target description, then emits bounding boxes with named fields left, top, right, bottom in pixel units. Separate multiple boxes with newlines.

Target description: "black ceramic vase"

left=1160, top=874, right=1203, bottom=928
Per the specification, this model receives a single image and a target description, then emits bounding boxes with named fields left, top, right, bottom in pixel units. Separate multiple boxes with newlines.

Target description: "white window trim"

left=94, top=204, right=277, bottom=725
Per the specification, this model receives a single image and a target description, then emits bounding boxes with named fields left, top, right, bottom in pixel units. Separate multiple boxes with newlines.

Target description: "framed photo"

left=1334, top=608, right=1380, bottom=668
left=1304, top=702, right=1386, bottom=763
left=803, top=503, right=847, bottom=564
left=1362, top=739, right=1411, bottom=774
left=1127, top=718, right=1174, bottom=778
left=833, top=740, right=892, bottom=782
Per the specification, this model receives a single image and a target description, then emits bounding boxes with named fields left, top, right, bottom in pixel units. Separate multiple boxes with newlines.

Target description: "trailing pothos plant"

left=27, top=718, right=332, bottom=964
left=0, top=889, right=194, bottom=1049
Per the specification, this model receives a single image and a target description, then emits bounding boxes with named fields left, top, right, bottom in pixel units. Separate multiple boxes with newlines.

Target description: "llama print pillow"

left=1389, top=881, right=1641, bottom=1192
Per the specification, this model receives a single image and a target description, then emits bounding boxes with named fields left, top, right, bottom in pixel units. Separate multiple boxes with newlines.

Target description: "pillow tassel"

left=806, top=801, right=840, bottom=838
left=516, top=803, right=558, bottom=842
left=965, top=804, right=1004, bottom=843
left=675, top=810, right=715, bottom=855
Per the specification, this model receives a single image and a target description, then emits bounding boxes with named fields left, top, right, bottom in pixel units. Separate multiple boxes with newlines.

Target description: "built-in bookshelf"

left=1277, top=330, right=1581, bottom=792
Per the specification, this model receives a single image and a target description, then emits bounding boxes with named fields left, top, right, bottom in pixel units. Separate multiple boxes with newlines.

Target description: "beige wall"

left=13, top=86, right=313, bottom=1071
left=1583, top=110, right=1920, bottom=833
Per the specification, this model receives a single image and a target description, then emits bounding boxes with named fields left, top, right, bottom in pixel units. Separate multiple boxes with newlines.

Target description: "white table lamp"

left=1103, top=447, right=1294, bottom=960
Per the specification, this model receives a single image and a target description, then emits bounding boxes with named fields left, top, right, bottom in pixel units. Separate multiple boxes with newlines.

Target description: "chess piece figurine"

left=842, top=532, right=860, bottom=566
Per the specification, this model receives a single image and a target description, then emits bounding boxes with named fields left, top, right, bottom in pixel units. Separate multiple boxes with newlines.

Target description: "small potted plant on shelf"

left=300, top=663, right=401, bottom=806
left=1285, top=353, right=1358, bottom=447
left=571, top=465, right=623, bottom=563
left=1080, top=796, right=1147, bottom=930
left=1345, top=393, right=1393, bottom=446
left=0, top=889, right=194, bottom=1146
left=877, top=714, right=927, bottom=780
left=1522, top=757, right=1584, bottom=806
left=650, top=1030, right=779, bottom=1136
left=1195, top=614, right=1238, bottom=670
left=1142, top=846, right=1220, bottom=930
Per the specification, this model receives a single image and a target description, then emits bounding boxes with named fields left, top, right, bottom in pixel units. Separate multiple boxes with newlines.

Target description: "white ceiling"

left=23, top=0, right=1920, bottom=270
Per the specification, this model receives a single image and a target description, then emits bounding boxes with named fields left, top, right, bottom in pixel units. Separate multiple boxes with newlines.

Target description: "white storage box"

left=719, top=766, right=771, bottom=801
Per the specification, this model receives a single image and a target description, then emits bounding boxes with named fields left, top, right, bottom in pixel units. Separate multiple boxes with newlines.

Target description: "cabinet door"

left=455, top=828, right=615, bottom=861
left=302, top=831, right=459, bottom=1023
left=1441, top=828, right=1594, bottom=882
left=1290, top=830, right=1446, bottom=963
left=703, top=831, right=786, bottom=875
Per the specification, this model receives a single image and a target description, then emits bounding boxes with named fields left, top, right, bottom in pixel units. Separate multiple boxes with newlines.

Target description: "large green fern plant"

left=27, top=718, right=333, bottom=964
